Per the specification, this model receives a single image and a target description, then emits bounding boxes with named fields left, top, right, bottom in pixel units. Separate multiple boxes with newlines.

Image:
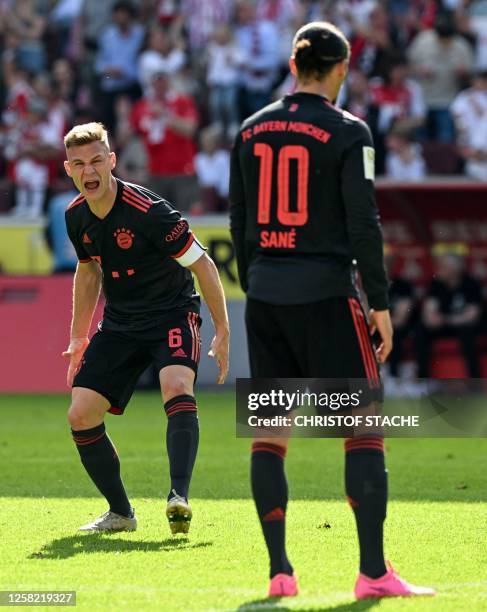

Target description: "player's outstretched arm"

left=188, top=253, right=230, bottom=384
left=62, top=261, right=102, bottom=387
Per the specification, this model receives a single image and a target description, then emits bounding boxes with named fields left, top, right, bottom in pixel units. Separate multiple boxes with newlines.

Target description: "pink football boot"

left=355, top=562, right=436, bottom=600
left=268, top=573, right=299, bottom=597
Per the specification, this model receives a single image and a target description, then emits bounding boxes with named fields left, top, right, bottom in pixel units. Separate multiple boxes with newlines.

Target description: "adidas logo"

left=172, top=348, right=187, bottom=358
left=263, top=507, right=285, bottom=522
left=83, top=232, right=93, bottom=244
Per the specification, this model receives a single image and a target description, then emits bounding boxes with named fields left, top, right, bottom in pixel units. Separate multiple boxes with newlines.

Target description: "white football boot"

left=78, top=510, right=137, bottom=532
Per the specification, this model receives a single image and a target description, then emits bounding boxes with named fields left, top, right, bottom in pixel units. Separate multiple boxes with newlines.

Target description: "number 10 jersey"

left=229, top=92, right=389, bottom=311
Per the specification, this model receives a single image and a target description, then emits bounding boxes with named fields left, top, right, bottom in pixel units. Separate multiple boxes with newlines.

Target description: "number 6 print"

left=168, top=327, right=183, bottom=348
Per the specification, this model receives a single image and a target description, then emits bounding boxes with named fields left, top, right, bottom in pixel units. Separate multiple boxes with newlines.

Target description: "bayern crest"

left=114, top=228, right=134, bottom=249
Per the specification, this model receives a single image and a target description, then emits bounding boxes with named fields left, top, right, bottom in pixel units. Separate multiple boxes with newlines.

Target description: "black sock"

left=251, top=442, right=293, bottom=578
left=164, top=395, right=199, bottom=500
left=345, top=437, right=388, bottom=579
left=72, top=423, right=132, bottom=517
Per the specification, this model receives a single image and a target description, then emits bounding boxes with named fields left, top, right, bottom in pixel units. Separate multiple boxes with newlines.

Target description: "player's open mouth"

left=84, top=180, right=100, bottom=192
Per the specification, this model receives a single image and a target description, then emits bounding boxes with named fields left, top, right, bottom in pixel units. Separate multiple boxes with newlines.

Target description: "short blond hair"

left=64, top=122, right=110, bottom=150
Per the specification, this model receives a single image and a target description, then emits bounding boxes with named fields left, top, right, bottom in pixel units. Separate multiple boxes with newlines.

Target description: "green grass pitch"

left=0, top=391, right=486, bottom=611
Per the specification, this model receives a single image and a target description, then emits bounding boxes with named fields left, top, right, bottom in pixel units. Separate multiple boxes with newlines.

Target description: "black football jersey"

left=229, top=91, right=389, bottom=310
left=65, top=178, right=204, bottom=331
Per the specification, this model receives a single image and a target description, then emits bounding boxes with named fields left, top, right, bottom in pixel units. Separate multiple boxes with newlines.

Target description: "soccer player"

left=63, top=122, right=229, bottom=534
left=230, top=22, right=435, bottom=600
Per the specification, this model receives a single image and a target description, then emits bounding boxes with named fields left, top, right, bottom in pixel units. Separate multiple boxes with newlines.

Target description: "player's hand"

left=208, top=328, right=230, bottom=384
left=368, top=309, right=393, bottom=364
left=62, top=337, right=90, bottom=388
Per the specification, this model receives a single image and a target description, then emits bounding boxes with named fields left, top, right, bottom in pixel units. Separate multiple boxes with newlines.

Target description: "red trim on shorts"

left=79, top=258, right=91, bottom=263
left=355, top=302, right=380, bottom=384
left=347, top=495, right=359, bottom=508
left=108, top=406, right=124, bottom=415
left=171, top=233, right=195, bottom=259
left=187, top=312, right=200, bottom=362
left=348, top=298, right=380, bottom=388
left=251, top=442, right=287, bottom=459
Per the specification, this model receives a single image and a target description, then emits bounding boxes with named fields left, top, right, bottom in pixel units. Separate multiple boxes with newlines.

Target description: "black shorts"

left=245, top=296, right=381, bottom=386
left=73, top=311, right=201, bottom=414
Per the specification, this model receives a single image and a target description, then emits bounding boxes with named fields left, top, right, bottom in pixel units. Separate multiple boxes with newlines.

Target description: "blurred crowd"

left=385, top=243, right=486, bottom=390
left=2, top=0, right=487, bottom=219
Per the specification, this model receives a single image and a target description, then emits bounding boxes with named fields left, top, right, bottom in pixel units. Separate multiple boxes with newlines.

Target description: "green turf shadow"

left=28, top=534, right=212, bottom=560
left=238, top=601, right=290, bottom=611
left=236, top=598, right=380, bottom=611
left=314, top=600, right=380, bottom=611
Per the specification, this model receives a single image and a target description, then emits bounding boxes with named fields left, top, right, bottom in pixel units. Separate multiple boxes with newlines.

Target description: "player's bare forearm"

left=188, top=253, right=230, bottom=383
left=62, top=261, right=101, bottom=387
left=189, top=253, right=229, bottom=333
left=70, top=261, right=102, bottom=340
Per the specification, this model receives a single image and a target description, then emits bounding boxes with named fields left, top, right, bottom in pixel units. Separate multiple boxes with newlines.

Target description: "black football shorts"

left=73, top=311, right=201, bottom=414
left=245, top=296, right=382, bottom=403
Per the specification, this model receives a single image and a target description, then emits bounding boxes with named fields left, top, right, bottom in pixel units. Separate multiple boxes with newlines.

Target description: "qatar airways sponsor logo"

left=165, top=220, right=189, bottom=242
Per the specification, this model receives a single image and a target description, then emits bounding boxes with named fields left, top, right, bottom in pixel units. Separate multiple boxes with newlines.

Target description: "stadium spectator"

left=206, top=24, right=246, bottom=138
left=114, top=95, right=148, bottom=184
left=131, top=70, right=199, bottom=211
left=467, top=0, right=487, bottom=70
left=51, top=59, right=78, bottom=107
left=234, top=0, right=280, bottom=118
left=156, top=0, right=181, bottom=26
left=78, top=0, right=120, bottom=53
left=4, top=0, right=47, bottom=75
left=370, top=54, right=425, bottom=136
left=256, top=0, right=299, bottom=29
left=46, top=0, right=84, bottom=59
left=94, top=1, right=145, bottom=131
left=138, top=24, right=186, bottom=96
left=369, top=53, right=425, bottom=171
left=343, top=69, right=378, bottom=123
left=31, top=72, right=72, bottom=152
left=8, top=97, right=63, bottom=218
left=451, top=70, right=487, bottom=180
left=408, top=10, right=474, bottom=142
left=415, top=250, right=483, bottom=378
left=385, top=126, right=426, bottom=181
left=348, top=4, right=397, bottom=79
left=180, top=0, right=234, bottom=52
left=195, top=126, right=230, bottom=212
